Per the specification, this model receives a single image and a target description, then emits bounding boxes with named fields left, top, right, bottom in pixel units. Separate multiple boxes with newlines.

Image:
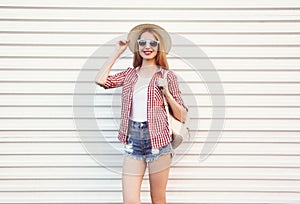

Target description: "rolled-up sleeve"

left=167, top=71, right=188, bottom=112
left=98, top=67, right=131, bottom=89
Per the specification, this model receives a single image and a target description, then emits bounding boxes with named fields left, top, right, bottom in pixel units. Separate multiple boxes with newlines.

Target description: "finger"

left=156, top=79, right=164, bottom=87
left=158, top=79, right=168, bottom=87
left=118, top=40, right=127, bottom=46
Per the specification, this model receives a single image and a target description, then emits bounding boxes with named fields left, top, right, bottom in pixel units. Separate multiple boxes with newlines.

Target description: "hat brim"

left=127, top=24, right=172, bottom=54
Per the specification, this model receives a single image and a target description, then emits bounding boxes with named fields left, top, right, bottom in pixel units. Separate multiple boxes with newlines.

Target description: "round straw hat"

left=127, top=23, right=172, bottom=54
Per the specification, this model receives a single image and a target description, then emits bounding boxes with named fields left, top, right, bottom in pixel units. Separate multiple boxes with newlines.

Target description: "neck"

left=138, top=61, right=159, bottom=78
left=141, top=58, right=156, bottom=67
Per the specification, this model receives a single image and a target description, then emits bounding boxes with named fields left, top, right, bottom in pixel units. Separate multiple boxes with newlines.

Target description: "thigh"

left=148, top=154, right=172, bottom=203
left=122, top=156, right=147, bottom=204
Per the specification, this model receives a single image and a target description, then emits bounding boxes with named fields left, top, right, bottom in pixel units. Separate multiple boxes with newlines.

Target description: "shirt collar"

left=134, top=65, right=165, bottom=75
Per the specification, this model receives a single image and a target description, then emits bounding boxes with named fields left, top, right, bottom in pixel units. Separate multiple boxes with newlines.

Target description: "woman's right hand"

left=116, top=39, right=130, bottom=54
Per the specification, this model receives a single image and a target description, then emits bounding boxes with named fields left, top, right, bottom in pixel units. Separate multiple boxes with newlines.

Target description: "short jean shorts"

left=123, top=120, right=174, bottom=163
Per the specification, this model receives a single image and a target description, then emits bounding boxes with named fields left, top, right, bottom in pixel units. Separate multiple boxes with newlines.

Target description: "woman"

left=95, top=24, right=188, bottom=204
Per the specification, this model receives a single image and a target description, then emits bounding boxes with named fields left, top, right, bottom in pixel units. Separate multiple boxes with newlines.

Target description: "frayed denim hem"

left=123, top=152, right=174, bottom=163
left=146, top=151, right=175, bottom=163
left=123, top=152, right=145, bottom=162
left=123, top=146, right=174, bottom=163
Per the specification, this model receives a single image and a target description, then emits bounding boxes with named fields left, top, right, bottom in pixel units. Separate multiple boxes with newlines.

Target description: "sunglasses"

left=137, top=39, right=160, bottom=47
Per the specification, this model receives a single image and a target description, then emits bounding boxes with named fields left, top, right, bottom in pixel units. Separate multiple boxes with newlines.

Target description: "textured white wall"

left=0, top=0, right=300, bottom=203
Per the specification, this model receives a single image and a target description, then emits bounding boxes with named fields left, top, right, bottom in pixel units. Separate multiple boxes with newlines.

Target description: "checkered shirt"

left=99, top=67, right=188, bottom=148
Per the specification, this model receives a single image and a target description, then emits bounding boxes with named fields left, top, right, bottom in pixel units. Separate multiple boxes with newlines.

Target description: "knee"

left=123, top=197, right=140, bottom=204
left=123, top=200, right=140, bottom=204
left=151, top=199, right=166, bottom=204
left=151, top=193, right=166, bottom=204
left=123, top=189, right=140, bottom=204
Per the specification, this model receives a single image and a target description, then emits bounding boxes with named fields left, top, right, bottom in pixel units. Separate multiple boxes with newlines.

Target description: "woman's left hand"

left=157, top=78, right=169, bottom=95
left=157, top=77, right=187, bottom=122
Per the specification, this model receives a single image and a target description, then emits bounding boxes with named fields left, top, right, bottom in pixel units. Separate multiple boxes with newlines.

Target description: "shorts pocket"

left=124, top=140, right=133, bottom=153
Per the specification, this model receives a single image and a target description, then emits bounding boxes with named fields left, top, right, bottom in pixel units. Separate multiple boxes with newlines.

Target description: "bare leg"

left=122, top=156, right=147, bottom=204
left=148, top=154, right=172, bottom=204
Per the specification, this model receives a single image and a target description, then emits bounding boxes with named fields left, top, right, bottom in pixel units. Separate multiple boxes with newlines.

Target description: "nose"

left=144, top=42, right=151, bottom=48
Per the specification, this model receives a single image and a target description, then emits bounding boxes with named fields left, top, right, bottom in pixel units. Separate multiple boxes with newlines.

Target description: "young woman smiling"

left=95, top=24, right=188, bottom=204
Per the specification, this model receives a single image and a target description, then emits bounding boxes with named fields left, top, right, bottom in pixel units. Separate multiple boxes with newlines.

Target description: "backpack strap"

left=162, top=70, right=172, bottom=135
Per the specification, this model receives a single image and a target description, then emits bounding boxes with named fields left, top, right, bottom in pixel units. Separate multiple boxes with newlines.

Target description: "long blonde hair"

left=132, top=28, right=169, bottom=70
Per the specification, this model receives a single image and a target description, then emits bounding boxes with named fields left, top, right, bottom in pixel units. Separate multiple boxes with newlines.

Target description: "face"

left=137, top=31, right=159, bottom=60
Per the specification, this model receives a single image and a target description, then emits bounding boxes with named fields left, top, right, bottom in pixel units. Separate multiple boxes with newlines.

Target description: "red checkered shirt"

left=99, top=66, right=188, bottom=148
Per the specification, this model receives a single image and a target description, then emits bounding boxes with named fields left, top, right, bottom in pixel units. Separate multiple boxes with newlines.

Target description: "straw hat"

left=127, top=23, right=172, bottom=54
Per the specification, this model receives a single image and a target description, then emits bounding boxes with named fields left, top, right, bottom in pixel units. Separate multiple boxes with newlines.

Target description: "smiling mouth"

left=143, top=50, right=153, bottom=55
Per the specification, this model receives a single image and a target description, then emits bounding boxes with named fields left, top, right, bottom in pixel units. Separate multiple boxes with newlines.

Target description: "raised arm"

left=95, top=40, right=129, bottom=86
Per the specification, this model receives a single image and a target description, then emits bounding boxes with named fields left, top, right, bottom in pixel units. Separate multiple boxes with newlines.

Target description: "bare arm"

left=164, top=90, right=188, bottom=123
left=95, top=40, right=129, bottom=86
left=158, top=74, right=188, bottom=123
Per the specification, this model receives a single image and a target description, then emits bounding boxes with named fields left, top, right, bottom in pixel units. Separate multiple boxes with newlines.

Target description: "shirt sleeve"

left=98, top=67, right=132, bottom=89
left=167, top=70, right=189, bottom=112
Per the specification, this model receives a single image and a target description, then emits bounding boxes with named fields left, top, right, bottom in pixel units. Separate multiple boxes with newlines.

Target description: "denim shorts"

left=123, top=120, right=174, bottom=163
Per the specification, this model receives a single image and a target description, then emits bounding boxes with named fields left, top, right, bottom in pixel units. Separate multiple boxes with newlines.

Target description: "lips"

left=143, top=50, right=152, bottom=55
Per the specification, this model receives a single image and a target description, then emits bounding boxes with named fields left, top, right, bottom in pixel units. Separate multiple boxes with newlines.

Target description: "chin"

left=143, top=56, right=155, bottom=60
left=140, top=53, right=157, bottom=60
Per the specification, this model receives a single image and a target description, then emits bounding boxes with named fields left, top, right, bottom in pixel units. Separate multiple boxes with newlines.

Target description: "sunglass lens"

left=138, top=40, right=146, bottom=46
left=150, top=40, right=158, bottom=47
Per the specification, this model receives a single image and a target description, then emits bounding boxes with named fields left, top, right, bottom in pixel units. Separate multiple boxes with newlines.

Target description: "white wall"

left=0, top=0, right=300, bottom=203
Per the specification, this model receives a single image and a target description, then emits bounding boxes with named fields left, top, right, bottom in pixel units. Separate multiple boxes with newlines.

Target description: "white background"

left=0, top=0, right=300, bottom=203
